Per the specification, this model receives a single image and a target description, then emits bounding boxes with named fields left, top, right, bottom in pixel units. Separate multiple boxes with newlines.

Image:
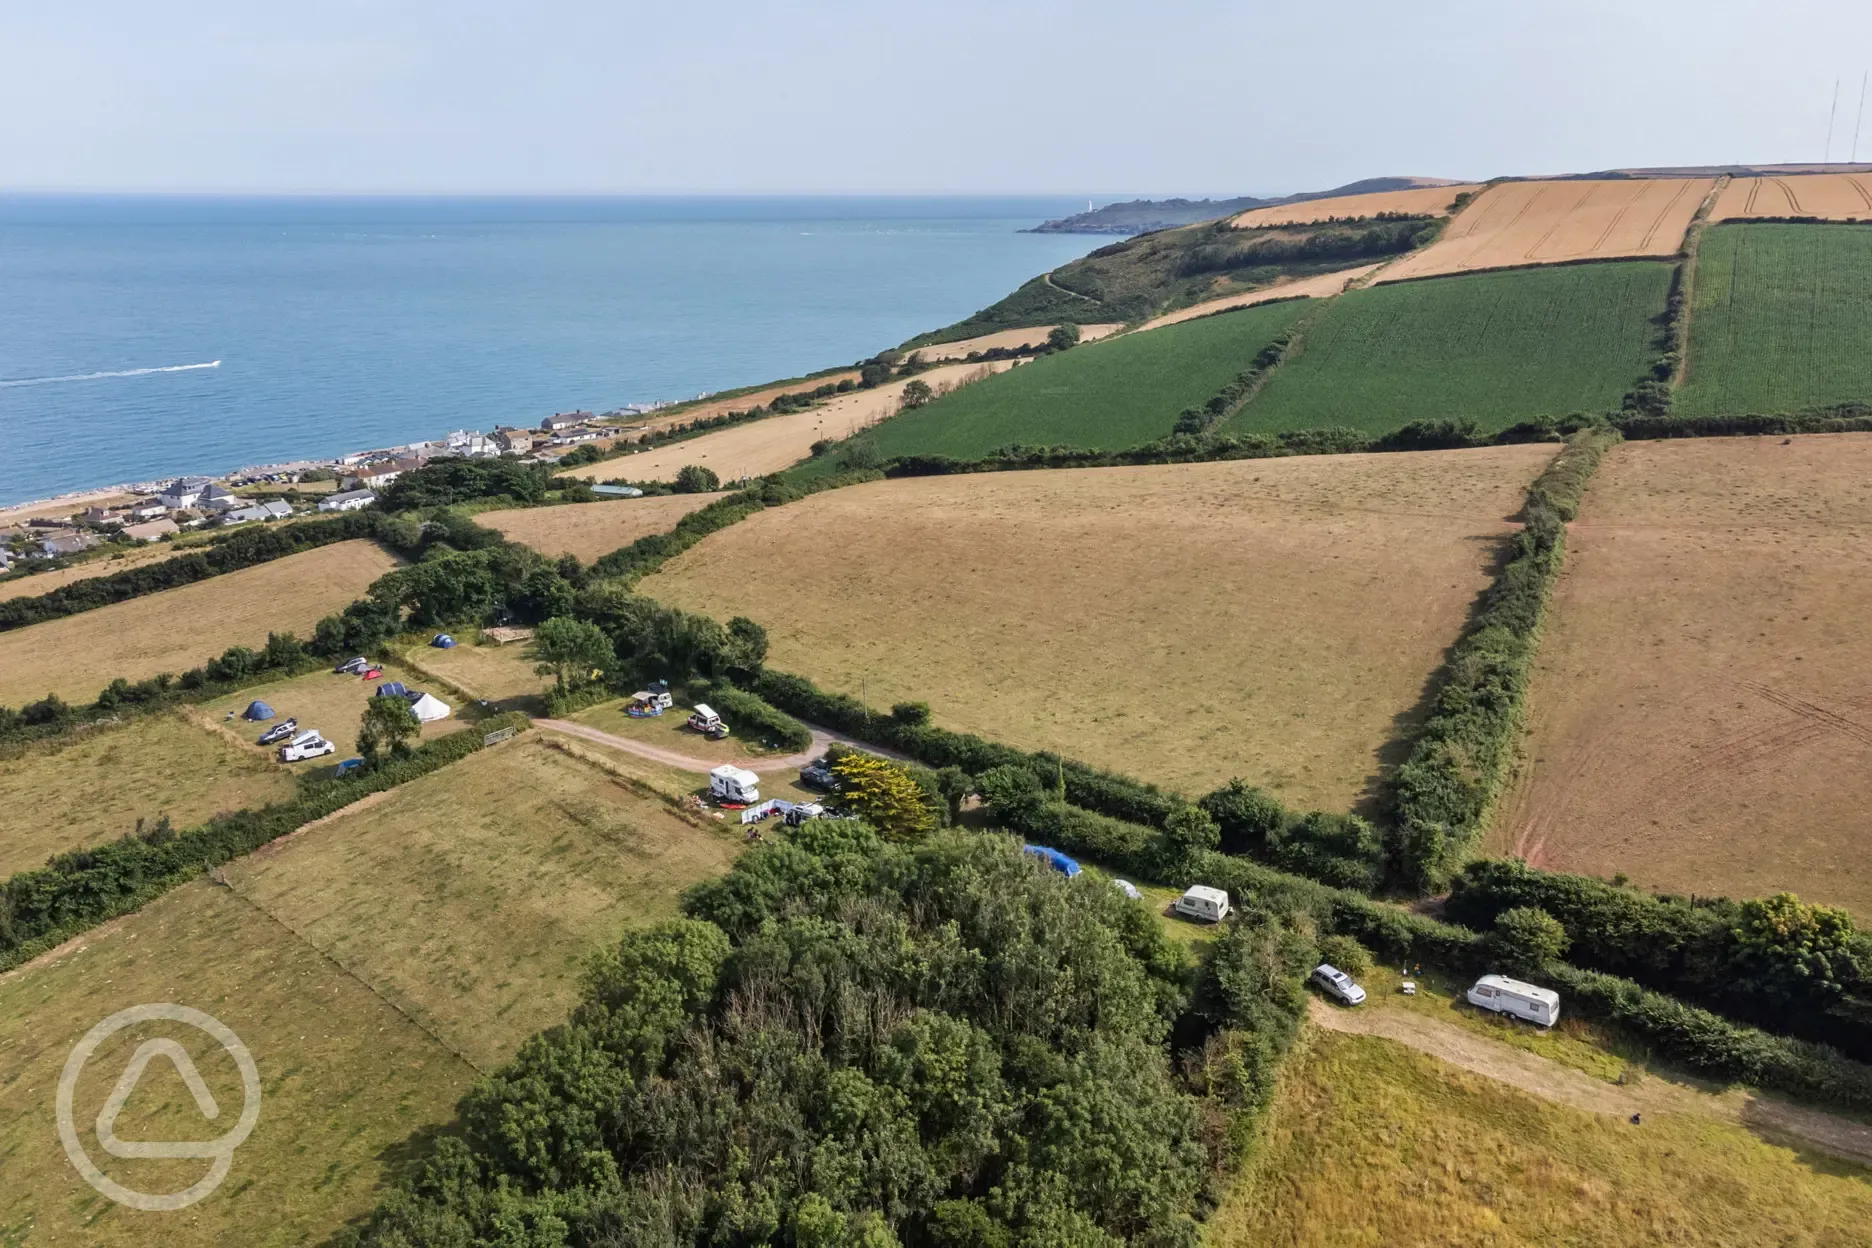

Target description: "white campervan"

left=1173, top=885, right=1231, bottom=923
left=1467, top=974, right=1561, bottom=1026
left=709, top=764, right=761, bottom=805
left=279, top=730, right=336, bottom=763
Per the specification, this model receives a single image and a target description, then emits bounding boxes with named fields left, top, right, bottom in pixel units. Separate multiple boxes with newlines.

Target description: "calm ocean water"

left=0, top=195, right=1099, bottom=506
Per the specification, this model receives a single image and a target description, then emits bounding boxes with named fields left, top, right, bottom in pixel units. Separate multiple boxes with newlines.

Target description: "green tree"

left=1489, top=906, right=1570, bottom=975
left=674, top=464, right=720, bottom=493
left=358, top=694, right=419, bottom=762
left=1729, top=893, right=1862, bottom=1007
left=831, top=753, right=936, bottom=840
left=725, top=615, right=769, bottom=676
left=1154, top=805, right=1220, bottom=873
left=533, top=616, right=616, bottom=694
left=1046, top=323, right=1081, bottom=352
left=839, top=438, right=883, bottom=471
left=900, top=379, right=934, bottom=409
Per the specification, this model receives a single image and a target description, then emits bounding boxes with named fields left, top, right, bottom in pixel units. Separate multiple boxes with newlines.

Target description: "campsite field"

left=220, top=735, right=743, bottom=1070
left=194, top=659, right=463, bottom=765
left=1375, top=178, right=1711, bottom=284
left=907, top=323, right=1120, bottom=360
left=846, top=300, right=1311, bottom=462
left=397, top=635, right=551, bottom=708
left=0, top=712, right=294, bottom=876
left=1235, top=262, right=1673, bottom=435
left=0, top=881, right=474, bottom=1247
left=1492, top=434, right=1872, bottom=914
left=1229, top=182, right=1478, bottom=229
left=1714, top=173, right=1872, bottom=221
left=0, top=539, right=399, bottom=708
left=1213, top=1025, right=1872, bottom=1246
left=643, top=446, right=1551, bottom=811
left=572, top=697, right=788, bottom=764
left=561, top=361, right=1011, bottom=484
left=1675, top=223, right=1872, bottom=416
left=1134, top=264, right=1378, bottom=331
left=480, top=493, right=726, bottom=562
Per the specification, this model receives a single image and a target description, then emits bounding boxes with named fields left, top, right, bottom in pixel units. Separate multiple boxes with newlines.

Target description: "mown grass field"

left=1236, top=262, right=1673, bottom=435
left=397, top=636, right=551, bottom=709
left=1492, top=433, right=1872, bottom=915
left=0, top=881, right=474, bottom=1247
left=0, top=713, right=294, bottom=876
left=643, top=446, right=1551, bottom=812
left=1676, top=224, right=1872, bottom=415
left=220, top=736, right=744, bottom=1070
left=0, top=539, right=399, bottom=708
left=571, top=697, right=790, bottom=763
left=1211, top=1028, right=1872, bottom=1246
left=855, top=300, right=1311, bottom=461
left=480, top=494, right=726, bottom=563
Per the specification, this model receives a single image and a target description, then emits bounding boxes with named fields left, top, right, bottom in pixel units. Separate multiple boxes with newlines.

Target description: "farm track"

left=536, top=717, right=907, bottom=773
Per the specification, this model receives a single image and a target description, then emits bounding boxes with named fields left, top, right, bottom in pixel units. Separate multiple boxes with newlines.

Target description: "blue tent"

left=432, top=634, right=457, bottom=648
left=1022, top=845, right=1082, bottom=877
left=376, top=681, right=410, bottom=698
left=243, top=700, right=275, bottom=721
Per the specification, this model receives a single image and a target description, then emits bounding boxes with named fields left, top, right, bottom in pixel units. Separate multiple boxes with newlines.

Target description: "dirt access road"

left=1308, top=998, right=1872, bottom=1168
left=536, top=718, right=905, bottom=774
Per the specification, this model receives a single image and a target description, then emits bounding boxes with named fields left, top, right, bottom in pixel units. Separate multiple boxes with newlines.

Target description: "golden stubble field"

left=642, top=446, right=1553, bottom=811
left=481, top=493, right=726, bottom=562
left=910, top=324, right=1120, bottom=361
left=1229, top=182, right=1479, bottom=229
left=0, top=539, right=400, bottom=708
left=0, top=542, right=193, bottom=604
left=1376, top=178, right=1713, bottom=284
left=1714, top=173, right=1872, bottom=221
left=1134, top=264, right=1378, bottom=332
left=562, top=360, right=1013, bottom=485
left=1493, top=434, right=1872, bottom=913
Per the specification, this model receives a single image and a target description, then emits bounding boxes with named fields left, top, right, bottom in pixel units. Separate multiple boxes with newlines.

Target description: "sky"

left=4, top=0, right=1872, bottom=197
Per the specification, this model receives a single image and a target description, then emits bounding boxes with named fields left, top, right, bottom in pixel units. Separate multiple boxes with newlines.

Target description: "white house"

left=224, top=501, right=293, bottom=525
left=127, top=501, right=168, bottom=521
left=157, top=476, right=214, bottom=510
left=197, top=484, right=249, bottom=513
left=541, top=411, right=594, bottom=433
left=318, top=489, right=377, bottom=513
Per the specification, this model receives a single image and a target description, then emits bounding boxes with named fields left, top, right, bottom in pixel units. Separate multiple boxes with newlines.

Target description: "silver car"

left=1311, top=963, right=1367, bottom=1006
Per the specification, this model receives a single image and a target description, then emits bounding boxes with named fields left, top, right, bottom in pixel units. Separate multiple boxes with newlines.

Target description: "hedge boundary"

left=0, top=712, right=530, bottom=974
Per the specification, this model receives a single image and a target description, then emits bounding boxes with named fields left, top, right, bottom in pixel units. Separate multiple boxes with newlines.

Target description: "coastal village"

left=0, top=403, right=675, bottom=578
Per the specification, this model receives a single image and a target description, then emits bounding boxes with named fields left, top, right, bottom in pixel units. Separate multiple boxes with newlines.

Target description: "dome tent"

left=243, top=700, right=275, bottom=721
left=432, top=634, right=457, bottom=648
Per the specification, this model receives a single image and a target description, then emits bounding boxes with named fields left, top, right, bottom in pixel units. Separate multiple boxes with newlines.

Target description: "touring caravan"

left=1467, top=975, right=1561, bottom=1026
left=1173, top=885, right=1231, bottom=923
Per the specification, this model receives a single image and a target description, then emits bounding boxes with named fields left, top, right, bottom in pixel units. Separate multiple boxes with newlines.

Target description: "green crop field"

left=1234, top=262, right=1674, bottom=435
left=848, top=300, right=1309, bottom=462
left=1677, top=223, right=1872, bottom=415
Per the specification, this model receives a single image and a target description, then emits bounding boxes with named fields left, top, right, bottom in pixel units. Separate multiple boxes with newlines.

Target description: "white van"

left=1173, top=885, right=1231, bottom=923
left=279, top=730, right=335, bottom=762
left=709, top=764, right=760, bottom=805
left=1467, top=974, right=1561, bottom=1026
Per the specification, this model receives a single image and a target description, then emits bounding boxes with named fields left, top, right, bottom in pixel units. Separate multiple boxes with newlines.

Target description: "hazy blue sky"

left=5, top=0, right=1871, bottom=196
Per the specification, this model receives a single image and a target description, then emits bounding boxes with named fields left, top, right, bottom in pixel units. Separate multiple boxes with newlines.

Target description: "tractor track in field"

left=535, top=718, right=908, bottom=774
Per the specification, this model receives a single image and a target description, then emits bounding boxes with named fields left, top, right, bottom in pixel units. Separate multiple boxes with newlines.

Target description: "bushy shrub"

left=1488, top=906, right=1570, bottom=974
left=1317, top=933, right=1372, bottom=978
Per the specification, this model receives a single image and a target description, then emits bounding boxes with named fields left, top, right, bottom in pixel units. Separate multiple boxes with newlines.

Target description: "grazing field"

left=1213, top=1028, right=1872, bottom=1246
left=481, top=493, right=726, bottom=562
left=398, top=636, right=551, bottom=707
left=0, top=881, right=474, bottom=1247
left=906, top=323, right=1120, bottom=360
left=0, top=713, right=294, bottom=876
left=220, top=736, right=743, bottom=1070
left=1229, top=182, right=1478, bottom=229
left=1376, top=178, right=1711, bottom=283
left=852, top=300, right=1311, bottom=461
left=0, top=539, right=399, bottom=708
left=1236, top=262, right=1672, bottom=435
left=195, top=660, right=463, bottom=765
left=1714, top=173, right=1872, bottom=221
left=1134, top=264, right=1378, bottom=331
left=1676, top=223, right=1872, bottom=415
left=562, top=360, right=1011, bottom=484
left=643, top=446, right=1552, bottom=810
left=0, top=542, right=193, bottom=603
left=1493, top=434, right=1872, bottom=913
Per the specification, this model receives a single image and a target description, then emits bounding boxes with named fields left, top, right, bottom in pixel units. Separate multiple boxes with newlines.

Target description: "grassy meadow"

left=1677, top=223, right=1872, bottom=415
left=855, top=300, right=1310, bottom=461
left=1235, top=262, right=1674, bottom=435
left=479, top=493, right=726, bottom=563
left=0, top=713, right=294, bottom=876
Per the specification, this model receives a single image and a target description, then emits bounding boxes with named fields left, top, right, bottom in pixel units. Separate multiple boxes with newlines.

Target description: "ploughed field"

left=1234, top=262, right=1673, bottom=435
left=1493, top=434, right=1872, bottom=914
left=480, top=493, right=727, bottom=562
left=641, top=446, right=1553, bottom=812
left=0, top=712, right=294, bottom=876
left=0, top=539, right=400, bottom=708
left=1375, top=177, right=1711, bottom=283
left=1676, top=223, right=1872, bottom=416
left=847, top=300, right=1310, bottom=462
left=1714, top=173, right=1872, bottom=222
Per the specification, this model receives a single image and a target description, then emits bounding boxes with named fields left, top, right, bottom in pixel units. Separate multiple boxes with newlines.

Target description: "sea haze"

left=0, top=195, right=1100, bottom=505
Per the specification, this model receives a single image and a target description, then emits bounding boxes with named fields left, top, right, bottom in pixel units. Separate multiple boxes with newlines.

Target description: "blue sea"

left=0, top=196, right=1101, bottom=506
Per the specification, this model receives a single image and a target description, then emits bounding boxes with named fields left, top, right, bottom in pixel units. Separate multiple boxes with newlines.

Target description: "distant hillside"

left=1030, top=177, right=1462, bottom=235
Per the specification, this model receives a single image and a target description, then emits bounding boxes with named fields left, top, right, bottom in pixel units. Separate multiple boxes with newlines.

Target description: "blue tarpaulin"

left=1022, top=845, right=1081, bottom=877
left=243, top=700, right=275, bottom=721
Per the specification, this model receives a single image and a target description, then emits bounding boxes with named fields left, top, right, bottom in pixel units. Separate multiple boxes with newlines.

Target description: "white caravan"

left=1173, top=885, right=1231, bottom=923
left=709, top=764, right=761, bottom=805
left=1467, top=974, right=1561, bottom=1026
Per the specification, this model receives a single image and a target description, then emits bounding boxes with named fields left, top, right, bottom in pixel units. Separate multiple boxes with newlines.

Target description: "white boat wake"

left=0, top=360, right=222, bottom=388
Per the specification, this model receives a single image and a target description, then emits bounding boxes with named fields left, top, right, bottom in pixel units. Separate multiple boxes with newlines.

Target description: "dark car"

left=256, top=717, right=299, bottom=746
left=799, top=757, right=838, bottom=791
